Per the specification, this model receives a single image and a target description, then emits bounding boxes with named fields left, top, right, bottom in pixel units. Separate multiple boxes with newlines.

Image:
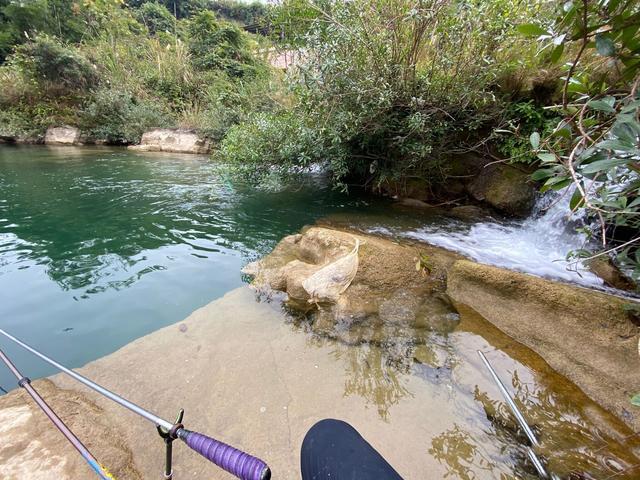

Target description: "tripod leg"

left=164, top=438, right=173, bottom=480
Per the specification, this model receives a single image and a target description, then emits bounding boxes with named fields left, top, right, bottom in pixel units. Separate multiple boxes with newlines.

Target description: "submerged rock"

left=447, top=259, right=640, bottom=432
left=44, top=126, right=81, bottom=145
left=586, top=256, right=637, bottom=291
left=129, top=129, right=212, bottom=154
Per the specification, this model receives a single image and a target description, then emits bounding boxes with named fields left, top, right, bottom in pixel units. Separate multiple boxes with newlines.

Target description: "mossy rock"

left=467, top=164, right=536, bottom=217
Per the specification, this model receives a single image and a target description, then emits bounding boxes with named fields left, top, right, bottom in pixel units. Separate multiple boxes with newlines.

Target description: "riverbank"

left=1, top=229, right=639, bottom=479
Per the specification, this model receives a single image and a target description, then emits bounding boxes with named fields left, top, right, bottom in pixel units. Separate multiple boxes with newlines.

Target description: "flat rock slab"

left=0, top=288, right=456, bottom=479
left=447, top=259, right=640, bottom=433
left=44, top=127, right=80, bottom=145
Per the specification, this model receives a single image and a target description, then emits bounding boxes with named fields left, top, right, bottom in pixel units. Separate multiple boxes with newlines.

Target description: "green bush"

left=495, top=101, right=560, bottom=163
left=0, top=0, right=86, bottom=63
left=81, top=88, right=172, bottom=144
left=218, top=112, right=333, bottom=184
left=127, top=0, right=208, bottom=19
left=179, top=72, right=284, bottom=140
left=187, top=11, right=259, bottom=77
left=135, top=2, right=176, bottom=35
left=13, top=36, right=98, bottom=94
left=234, top=0, right=546, bottom=191
left=209, top=0, right=268, bottom=27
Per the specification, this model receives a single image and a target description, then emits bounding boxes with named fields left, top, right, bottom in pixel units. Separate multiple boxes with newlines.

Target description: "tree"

left=522, top=0, right=640, bottom=277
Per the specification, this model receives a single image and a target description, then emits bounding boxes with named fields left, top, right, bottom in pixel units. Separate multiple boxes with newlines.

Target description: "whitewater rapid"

left=370, top=191, right=605, bottom=288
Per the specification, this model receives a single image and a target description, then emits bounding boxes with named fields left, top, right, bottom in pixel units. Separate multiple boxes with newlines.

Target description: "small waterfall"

left=372, top=190, right=605, bottom=287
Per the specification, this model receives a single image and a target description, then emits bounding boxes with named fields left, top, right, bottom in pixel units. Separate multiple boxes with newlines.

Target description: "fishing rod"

left=0, top=329, right=271, bottom=480
left=0, top=347, right=114, bottom=479
left=478, top=350, right=555, bottom=480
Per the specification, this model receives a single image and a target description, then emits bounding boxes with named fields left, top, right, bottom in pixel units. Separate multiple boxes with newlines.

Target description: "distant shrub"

left=209, top=0, right=268, bottom=27
left=218, top=112, right=337, bottom=183
left=179, top=72, right=283, bottom=140
left=12, top=36, right=99, bottom=93
left=187, top=11, right=259, bottom=77
left=81, top=88, right=172, bottom=144
left=135, top=2, right=176, bottom=35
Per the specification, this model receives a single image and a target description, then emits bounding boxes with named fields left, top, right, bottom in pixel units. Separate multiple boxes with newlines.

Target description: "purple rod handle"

left=178, top=429, right=271, bottom=480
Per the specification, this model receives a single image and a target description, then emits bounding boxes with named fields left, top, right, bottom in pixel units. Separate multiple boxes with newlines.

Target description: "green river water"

left=1, top=145, right=639, bottom=479
left=0, top=145, right=387, bottom=388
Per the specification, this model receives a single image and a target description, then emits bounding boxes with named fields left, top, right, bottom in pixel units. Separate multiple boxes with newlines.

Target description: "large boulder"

left=129, top=129, right=211, bottom=154
left=446, top=259, right=640, bottom=432
left=467, top=164, right=536, bottom=217
left=244, top=226, right=463, bottom=327
left=44, top=126, right=80, bottom=145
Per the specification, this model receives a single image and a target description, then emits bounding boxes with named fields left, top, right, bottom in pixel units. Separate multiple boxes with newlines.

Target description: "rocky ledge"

left=245, top=226, right=640, bottom=432
left=44, top=126, right=81, bottom=145
left=128, top=129, right=212, bottom=154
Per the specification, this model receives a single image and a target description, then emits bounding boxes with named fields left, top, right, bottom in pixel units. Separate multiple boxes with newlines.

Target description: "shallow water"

left=1, top=145, right=638, bottom=479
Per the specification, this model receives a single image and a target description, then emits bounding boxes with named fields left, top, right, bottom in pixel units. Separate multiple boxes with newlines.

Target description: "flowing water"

left=367, top=193, right=605, bottom=288
left=0, top=145, right=638, bottom=479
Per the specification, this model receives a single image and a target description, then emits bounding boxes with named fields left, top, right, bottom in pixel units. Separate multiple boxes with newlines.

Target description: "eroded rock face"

left=467, top=164, right=536, bottom=217
left=44, top=126, right=81, bottom=145
left=129, top=129, right=212, bottom=154
left=244, top=226, right=463, bottom=329
left=447, top=259, right=640, bottom=432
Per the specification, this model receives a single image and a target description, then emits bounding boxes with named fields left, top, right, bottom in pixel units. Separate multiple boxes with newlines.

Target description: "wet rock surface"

left=447, top=259, right=640, bottom=433
left=467, top=164, right=536, bottom=217
left=243, top=226, right=463, bottom=321
left=247, top=227, right=640, bottom=433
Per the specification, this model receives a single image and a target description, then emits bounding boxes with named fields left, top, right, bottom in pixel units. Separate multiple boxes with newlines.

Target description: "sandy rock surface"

left=0, top=287, right=457, bottom=479
left=44, top=126, right=81, bottom=145
left=129, top=129, right=212, bottom=154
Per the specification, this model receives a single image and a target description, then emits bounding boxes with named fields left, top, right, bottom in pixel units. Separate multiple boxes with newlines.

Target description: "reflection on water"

left=0, top=145, right=390, bottom=388
left=283, top=295, right=640, bottom=479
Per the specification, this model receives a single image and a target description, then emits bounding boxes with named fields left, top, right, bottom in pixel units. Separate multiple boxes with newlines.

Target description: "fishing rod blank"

left=0, top=348, right=114, bottom=480
left=0, top=329, right=271, bottom=480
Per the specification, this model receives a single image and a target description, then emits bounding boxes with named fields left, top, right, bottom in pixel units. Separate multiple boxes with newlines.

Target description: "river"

left=0, top=145, right=638, bottom=479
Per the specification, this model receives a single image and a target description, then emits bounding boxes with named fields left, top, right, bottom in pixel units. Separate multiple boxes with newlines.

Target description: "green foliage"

left=12, top=36, right=99, bottom=93
left=226, top=0, right=545, bottom=191
left=218, top=112, right=332, bottom=185
left=0, top=0, right=280, bottom=142
left=632, top=392, right=640, bottom=407
left=126, top=0, right=208, bottom=19
left=0, top=0, right=86, bottom=62
left=180, top=72, right=286, bottom=140
left=209, top=0, right=268, bottom=27
left=496, top=101, right=560, bottom=163
left=81, top=88, right=171, bottom=144
left=524, top=0, right=640, bottom=278
left=135, top=2, right=176, bottom=35
left=187, top=10, right=259, bottom=77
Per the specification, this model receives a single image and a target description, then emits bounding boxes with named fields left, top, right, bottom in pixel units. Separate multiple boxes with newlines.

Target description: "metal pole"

left=0, top=329, right=173, bottom=431
left=478, top=350, right=540, bottom=447
left=0, top=348, right=114, bottom=480
left=478, top=350, right=549, bottom=479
